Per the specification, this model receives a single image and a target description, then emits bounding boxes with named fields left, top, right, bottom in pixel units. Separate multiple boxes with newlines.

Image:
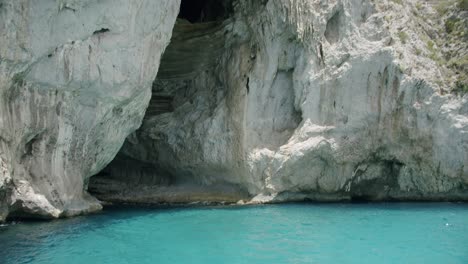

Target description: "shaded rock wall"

left=0, top=0, right=180, bottom=219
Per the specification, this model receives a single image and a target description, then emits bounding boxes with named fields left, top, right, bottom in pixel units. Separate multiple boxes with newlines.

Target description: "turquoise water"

left=1, top=203, right=467, bottom=264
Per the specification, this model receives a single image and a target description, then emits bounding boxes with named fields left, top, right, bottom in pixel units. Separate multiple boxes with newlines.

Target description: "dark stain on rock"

left=55, top=102, right=62, bottom=116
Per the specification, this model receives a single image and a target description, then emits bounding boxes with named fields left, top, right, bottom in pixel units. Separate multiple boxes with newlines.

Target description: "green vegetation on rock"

left=435, top=0, right=456, bottom=15
left=398, top=31, right=408, bottom=44
left=453, top=81, right=468, bottom=95
left=458, top=0, right=468, bottom=10
left=445, top=18, right=459, bottom=33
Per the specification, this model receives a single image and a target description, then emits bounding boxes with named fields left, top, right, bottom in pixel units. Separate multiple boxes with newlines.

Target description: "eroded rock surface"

left=0, top=0, right=180, bottom=220
left=92, top=0, right=468, bottom=204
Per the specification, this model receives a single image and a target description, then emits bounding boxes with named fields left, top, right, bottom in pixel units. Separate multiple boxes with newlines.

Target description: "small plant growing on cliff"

left=415, top=48, right=422, bottom=56
left=445, top=18, right=460, bottom=34
left=436, top=0, right=467, bottom=14
left=426, top=40, right=443, bottom=64
left=398, top=31, right=409, bottom=44
left=435, top=0, right=455, bottom=15
left=415, top=2, right=423, bottom=10
left=453, top=81, right=468, bottom=95
left=448, top=55, right=468, bottom=69
left=458, top=0, right=468, bottom=10
left=427, top=40, right=435, bottom=51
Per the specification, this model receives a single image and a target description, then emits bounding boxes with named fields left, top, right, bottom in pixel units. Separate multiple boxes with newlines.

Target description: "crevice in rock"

left=92, top=28, right=109, bottom=35
left=21, top=133, right=43, bottom=161
left=62, top=6, right=77, bottom=13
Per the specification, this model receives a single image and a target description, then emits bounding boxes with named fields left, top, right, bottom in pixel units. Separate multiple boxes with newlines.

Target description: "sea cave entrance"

left=88, top=0, right=242, bottom=203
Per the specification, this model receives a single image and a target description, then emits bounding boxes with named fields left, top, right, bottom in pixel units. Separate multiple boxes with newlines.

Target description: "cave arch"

left=88, top=0, right=244, bottom=203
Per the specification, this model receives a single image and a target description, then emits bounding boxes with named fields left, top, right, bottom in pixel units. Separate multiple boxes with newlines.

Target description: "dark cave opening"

left=178, top=0, right=234, bottom=23
left=88, top=0, right=240, bottom=204
left=88, top=0, right=248, bottom=204
left=155, top=0, right=233, bottom=81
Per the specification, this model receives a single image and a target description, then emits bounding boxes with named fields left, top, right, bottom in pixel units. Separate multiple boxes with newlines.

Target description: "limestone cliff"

left=1, top=0, right=467, bottom=221
left=91, top=0, right=468, bottom=204
left=0, top=0, right=180, bottom=221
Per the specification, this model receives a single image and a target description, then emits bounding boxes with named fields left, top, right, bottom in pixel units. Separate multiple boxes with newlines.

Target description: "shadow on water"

left=0, top=207, right=167, bottom=263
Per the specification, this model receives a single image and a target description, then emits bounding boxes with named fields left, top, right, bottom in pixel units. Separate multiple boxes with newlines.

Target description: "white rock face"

left=0, top=0, right=180, bottom=219
left=93, top=0, right=468, bottom=204
left=1, top=0, right=467, bottom=220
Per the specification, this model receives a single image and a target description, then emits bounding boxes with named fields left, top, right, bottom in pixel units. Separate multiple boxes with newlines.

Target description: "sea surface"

left=0, top=203, right=467, bottom=264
